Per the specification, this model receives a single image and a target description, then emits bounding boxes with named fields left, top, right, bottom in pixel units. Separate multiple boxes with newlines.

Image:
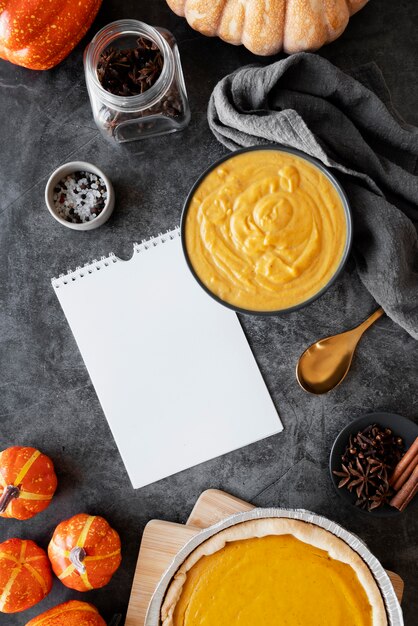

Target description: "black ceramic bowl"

left=329, top=412, right=418, bottom=517
left=181, top=145, right=352, bottom=316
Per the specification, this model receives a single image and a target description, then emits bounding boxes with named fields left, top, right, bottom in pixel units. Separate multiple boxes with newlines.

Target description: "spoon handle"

left=356, top=307, right=384, bottom=335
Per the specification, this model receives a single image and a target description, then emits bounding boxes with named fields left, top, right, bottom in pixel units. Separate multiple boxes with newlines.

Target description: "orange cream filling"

left=185, top=150, right=347, bottom=311
left=172, top=535, right=373, bottom=626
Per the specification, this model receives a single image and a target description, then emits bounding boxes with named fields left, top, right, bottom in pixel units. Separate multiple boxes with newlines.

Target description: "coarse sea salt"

left=53, top=171, right=108, bottom=224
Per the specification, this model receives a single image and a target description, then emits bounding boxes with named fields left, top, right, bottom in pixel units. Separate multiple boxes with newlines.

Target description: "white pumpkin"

left=166, top=0, right=369, bottom=56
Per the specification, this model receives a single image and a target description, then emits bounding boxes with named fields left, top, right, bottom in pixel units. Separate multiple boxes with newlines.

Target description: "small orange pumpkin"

left=48, top=513, right=121, bottom=591
left=0, top=446, right=58, bottom=520
left=0, top=538, right=52, bottom=613
left=26, top=600, right=106, bottom=626
left=0, top=0, right=103, bottom=70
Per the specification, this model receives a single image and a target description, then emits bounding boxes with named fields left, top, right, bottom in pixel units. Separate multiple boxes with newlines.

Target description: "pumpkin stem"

left=0, top=485, right=20, bottom=513
left=69, top=547, right=87, bottom=574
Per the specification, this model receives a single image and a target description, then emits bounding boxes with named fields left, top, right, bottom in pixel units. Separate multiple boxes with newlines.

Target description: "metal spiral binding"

left=133, top=227, right=180, bottom=254
left=52, top=228, right=180, bottom=289
left=51, top=253, right=118, bottom=289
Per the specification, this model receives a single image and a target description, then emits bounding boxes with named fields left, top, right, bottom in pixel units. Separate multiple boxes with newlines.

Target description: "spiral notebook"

left=52, top=229, right=282, bottom=488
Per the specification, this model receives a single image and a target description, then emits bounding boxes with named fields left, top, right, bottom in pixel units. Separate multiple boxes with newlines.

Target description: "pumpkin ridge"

left=83, top=525, right=119, bottom=556
left=84, top=549, right=121, bottom=562
left=242, top=0, right=286, bottom=55
left=0, top=553, right=19, bottom=565
left=80, top=569, right=94, bottom=591
left=19, top=540, right=26, bottom=561
left=19, top=490, right=54, bottom=501
left=216, top=0, right=229, bottom=34
left=48, top=538, right=68, bottom=559
left=13, top=449, right=40, bottom=486
left=77, top=515, right=96, bottom=549
left=29, top=602, right=99, bottom=625
left=224, top=0, right=246, bottom=47
left=58, top=563, right=76, bottom=580
left=323, top=0, right=350, bottom=40
left=23, top=562, right=49, bottom=595
left=0, top=564, right=21, bottom=611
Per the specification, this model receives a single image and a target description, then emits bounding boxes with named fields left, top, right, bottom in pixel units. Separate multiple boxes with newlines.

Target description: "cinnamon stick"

left=389, top=463, right=418, bottom=512
left=392, top=453, right=418, bottom=491
left=389, top=436, right=418, bottom=486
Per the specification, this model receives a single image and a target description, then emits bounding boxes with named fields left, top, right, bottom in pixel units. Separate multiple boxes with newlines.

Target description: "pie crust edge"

left=160, top=517, right=387, bottom=626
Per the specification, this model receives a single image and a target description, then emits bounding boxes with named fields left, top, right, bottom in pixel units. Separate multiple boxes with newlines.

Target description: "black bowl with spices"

left=84, top=20, right=191, bottom=144
left=329, top=412, right=418, bottom=517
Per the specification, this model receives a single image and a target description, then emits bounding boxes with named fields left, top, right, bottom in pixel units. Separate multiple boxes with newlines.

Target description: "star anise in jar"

left=97, top=36, right=164, bottom=97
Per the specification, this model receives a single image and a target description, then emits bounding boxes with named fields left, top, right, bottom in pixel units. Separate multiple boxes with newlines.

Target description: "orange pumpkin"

left=0, top=538, right=52, bottom=613
left=166, top=0, right=369, bottom=55
left=0, top=446, right=58, bottom=520
left=26, top=600, right=107, bottom=626
left=0, top=0, right=103, bottom=70
left=48, top=513, right=122, bottom=591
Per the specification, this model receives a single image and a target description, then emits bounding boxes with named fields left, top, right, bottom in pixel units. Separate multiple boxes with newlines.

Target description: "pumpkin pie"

left=161, top=518, right=387, bottom=626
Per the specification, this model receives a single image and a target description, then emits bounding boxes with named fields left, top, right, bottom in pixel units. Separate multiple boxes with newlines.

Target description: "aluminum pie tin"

left=145, top=508, right=403, bottom=626
left=180, top=144, right=353, bottom=317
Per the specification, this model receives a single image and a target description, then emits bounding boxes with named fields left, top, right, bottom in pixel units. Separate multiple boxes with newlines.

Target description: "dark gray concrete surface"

left=0, top=1, right=417, bottom=624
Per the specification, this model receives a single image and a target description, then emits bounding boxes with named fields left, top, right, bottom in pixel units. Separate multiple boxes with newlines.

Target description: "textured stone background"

left=0, top=1, right=417, bottom=624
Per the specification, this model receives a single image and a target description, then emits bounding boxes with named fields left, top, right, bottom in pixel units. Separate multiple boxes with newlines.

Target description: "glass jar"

left=84, top=20, right=191, bottom=143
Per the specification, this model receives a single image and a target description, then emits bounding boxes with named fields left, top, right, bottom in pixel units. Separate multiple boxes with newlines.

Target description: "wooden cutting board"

left=125, top=489, right=404, bottom=626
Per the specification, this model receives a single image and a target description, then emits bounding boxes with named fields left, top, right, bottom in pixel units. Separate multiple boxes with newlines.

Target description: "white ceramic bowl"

left=45, top=161, right=115, bottom=231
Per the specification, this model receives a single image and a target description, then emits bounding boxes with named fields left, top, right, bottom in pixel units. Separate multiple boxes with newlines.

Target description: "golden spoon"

left=296, top=308, right=385, bottom=395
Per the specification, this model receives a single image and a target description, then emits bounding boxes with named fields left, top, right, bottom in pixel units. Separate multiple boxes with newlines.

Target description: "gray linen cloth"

left=208, top=52, right=418, bottom=339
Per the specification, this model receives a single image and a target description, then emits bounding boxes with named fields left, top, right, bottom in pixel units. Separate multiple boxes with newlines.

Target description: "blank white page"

left=52, top=230, right=282, bottom=488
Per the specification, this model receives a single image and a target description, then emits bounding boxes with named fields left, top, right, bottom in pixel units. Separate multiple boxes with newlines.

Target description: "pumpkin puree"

left=185, top=150, right=347, bottom=311
left=172, top=535, right=373, bottom=626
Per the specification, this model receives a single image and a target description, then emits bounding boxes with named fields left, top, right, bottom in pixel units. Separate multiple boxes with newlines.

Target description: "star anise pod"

left=333, top=464, right=352, bottom=488
left=368, top=484, right=393, bottom=511
left=334, top=423, right=405, bottom=511
left=368, top=457, right=390, bottom=479
left=97, top=37, right=164, bottom=97
left=347, top=457, right=378, bottom=499
left=355, top=494, right=369, bottom=510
